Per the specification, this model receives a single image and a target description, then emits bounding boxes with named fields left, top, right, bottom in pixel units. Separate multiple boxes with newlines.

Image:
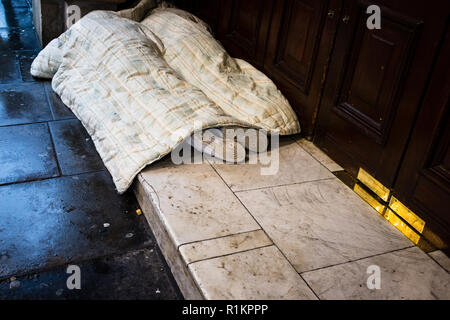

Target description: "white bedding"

left=141, top=7, right=300, bottom=135
left=31, top=10, right=300, bottom=193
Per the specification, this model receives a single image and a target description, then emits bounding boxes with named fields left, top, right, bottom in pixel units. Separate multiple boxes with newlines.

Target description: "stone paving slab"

left=135, top=138, right=450, bottom=300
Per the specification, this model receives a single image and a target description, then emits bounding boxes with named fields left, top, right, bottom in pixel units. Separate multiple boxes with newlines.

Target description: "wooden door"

left=179, top=0, right=222, bottom=33
left=314, top=0, right=450, bottom=187
left=393, top=27, right=450, bottom=252
left=263, top=0, right=342, bottom=137
left=217, top=0, right=274, bottom=68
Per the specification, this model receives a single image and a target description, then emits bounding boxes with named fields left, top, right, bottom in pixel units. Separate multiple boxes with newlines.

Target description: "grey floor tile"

left=303, top=247, right=450, bottom=300
left=429, top=250, right=450, bottom=273
left=0, top=53, right=20, bottom=83
left=50, top=119, right=105, bottom=175
left=212, top=137, right=334, bottom=192
left=295, top=137, right=343, bottom=172
left=0, top=6, right=34, bottom=29
left=0, top=248, right=182, bottom=300
left=237, top=178, right=413, bottom=272
left=18, top=50, right=40, bottom=82
left=0, top=83, right=52, bottom=126
left=0, top=123, right=59, bottom=184
left=0, top=171, right=152, bottom=278
left=138, top=159, right=259, bottom=247
left=0, top=27, right=41, bottom=51
left=7, top=0, right=29, bottom=8
left=44, top=83, right=76, bottom=120
left=189, top=246, right=318, bottom=300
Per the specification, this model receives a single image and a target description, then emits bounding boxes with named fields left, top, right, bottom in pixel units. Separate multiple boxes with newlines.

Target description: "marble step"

left=133, top=137, right=450, bottom=299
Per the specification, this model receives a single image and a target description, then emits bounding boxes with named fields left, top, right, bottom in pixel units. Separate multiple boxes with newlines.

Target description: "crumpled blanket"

left=141, top=7, right=301, bottom=134
left=31, top=10, right=300, bottom=194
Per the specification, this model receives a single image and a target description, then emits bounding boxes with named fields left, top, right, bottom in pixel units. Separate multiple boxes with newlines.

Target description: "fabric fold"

left=31, top=9, right=300, bottom=194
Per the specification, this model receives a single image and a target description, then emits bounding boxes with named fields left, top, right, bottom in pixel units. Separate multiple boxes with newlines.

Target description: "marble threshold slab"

left=132, top=137, right=450, bottom=299
left=133, top=156, right=318, bottom=299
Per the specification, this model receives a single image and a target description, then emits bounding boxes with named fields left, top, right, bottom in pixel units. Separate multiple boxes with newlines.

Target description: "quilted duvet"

left=31, top=10, right=300, bottom=193
left=141, top=8, right=300, bottom=134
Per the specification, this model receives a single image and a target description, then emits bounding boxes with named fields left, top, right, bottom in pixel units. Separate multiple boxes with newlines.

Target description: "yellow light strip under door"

left=352, top=168, right=438, bottom=252
left=356, top=168, right=390, bottom=202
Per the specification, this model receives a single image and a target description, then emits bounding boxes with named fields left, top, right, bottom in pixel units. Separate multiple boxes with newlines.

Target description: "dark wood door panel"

left=264, top=0, right=342, bottom=137
left=269, top=0, right=329, bottom=93
left=218, top=0, right=274, bottom=68
left=174, top=0, right=222, bottom=33
left=335, top=8, right=421, bottom=145
left=192, top=0, right=222, bottom=33
left=314, top=0, right=450, bottom=187
left=394, top=26, right=450, bottom=247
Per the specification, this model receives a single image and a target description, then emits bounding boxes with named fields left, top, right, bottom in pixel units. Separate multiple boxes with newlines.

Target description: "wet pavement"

left=0, top=248, right=177, bottom=300
left=0, top=0, right=181, bottom=299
